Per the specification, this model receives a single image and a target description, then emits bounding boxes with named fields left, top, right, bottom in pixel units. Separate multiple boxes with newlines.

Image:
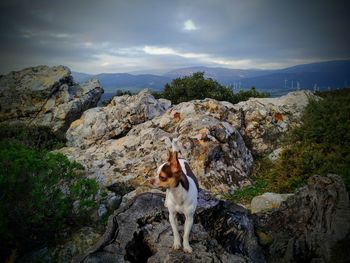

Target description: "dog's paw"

left=172, top=242, right=182, bottom=250
left=183, top=245, right=192, bottom=253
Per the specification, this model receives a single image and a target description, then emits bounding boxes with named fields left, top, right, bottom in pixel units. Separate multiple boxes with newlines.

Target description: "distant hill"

left=72, top=72, right=170, bottom=93
left=70, top=71, right=92, bottom=83
left=72, top=60, right=350, bottom=97
left=164, top=66, right=274, bottom=85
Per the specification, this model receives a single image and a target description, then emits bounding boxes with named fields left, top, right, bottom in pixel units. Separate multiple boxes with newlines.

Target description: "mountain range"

left=72, top=60, right=350, bottom=99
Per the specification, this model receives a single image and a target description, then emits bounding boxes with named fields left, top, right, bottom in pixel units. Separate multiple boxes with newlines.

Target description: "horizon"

left=0, top=0, right=349, bottom=74
left=70, top=58, right=350, bottom=76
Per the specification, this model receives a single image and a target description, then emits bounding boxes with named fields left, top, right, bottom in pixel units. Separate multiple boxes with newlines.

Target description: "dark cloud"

left=0, top=0, right=349, bottom=74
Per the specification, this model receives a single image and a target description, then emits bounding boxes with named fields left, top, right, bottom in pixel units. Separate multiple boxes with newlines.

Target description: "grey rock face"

left=253, top=174, right=350, bottom=263
left=0, top=65, right=103, bottom=131
left=76, top=191, right=265, bottom=263
left=66, top=89, right=171, bottom=148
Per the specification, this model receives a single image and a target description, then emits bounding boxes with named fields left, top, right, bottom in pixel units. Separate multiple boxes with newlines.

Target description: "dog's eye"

left=159, top=176, right=167, bottom=181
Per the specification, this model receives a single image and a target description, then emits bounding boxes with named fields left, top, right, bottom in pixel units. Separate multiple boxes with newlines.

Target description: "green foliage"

left=115, top=89, right=133, bottom=96
left=270, top=89, right=350, bottom=191
left=0, top=140, right=98, bottom=256
left=151, top=91, right=162, bottom=99
left=0, top=123, right=66, bottom=150
left=156, top=72, right=269, bottom=104
left=224, top=178, right=267, bottom=203
left=230, top=88, right=350, bottom=203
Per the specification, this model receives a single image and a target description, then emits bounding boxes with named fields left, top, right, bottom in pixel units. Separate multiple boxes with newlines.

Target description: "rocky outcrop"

left=227, top=91, right=317, bottom=155
left=59, top=97, right=253, bottom=194
left=253, top=174, right=350, bottom=263
left=75, top=190, right=265, bottom=263
left=66, top=89, right=171, bottom=148
left=0, top=65, right=103, bottom=131
left=60, top=90, right=316, bottom=194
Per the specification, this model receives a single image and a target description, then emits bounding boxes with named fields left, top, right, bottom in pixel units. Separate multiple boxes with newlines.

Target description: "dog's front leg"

left=183, top=212, right=194, bottom=253
left=168, top=210, right=181, bottom=249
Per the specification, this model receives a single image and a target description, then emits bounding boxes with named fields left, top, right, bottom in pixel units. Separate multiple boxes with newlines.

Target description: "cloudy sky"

left=0, top=0, right=349, bottom=74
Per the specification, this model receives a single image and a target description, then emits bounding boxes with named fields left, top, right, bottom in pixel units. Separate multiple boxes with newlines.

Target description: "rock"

left=106, top=195, right=122, bottom=212
left=250, top=192, right=293, bottom=213
left=253, top=174, right=350, bottom=263
left=268, top=147, right=284, bottom=161
left=227, top=91, right=318, bottom=155
left=52, top=227, right=101, bottom=263
left=0, top=65, right=103, bottom=131
left=58, top=97, right=253, bottom=194
left=75, top=190, right=265, bottom=263
left=97, top=204, right=108, bottom=218
left=66, top=89, right=171, bottom=148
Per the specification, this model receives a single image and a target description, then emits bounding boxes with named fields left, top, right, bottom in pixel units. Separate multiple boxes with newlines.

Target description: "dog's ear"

left=167, top=149, right=172, bottom=162
left=169, top=151, right=181, bottom=174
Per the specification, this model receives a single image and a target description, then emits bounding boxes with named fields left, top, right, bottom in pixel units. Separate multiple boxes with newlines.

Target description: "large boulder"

left=250, top=192, right=293, bottom=214
left=227, top=91, right=317, bottom=155
left=59, top=97, right=253, bottom=194
left=253, top=174, right=350, bottom=263
left=66, top=89, right=171, bottom=148
left=0, top=65, right=103, bottom=131
left=74, top=190, right=265, bottom=263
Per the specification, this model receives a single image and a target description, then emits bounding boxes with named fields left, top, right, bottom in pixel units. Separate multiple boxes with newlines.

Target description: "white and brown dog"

left=149, top=142, right=199, bottom=253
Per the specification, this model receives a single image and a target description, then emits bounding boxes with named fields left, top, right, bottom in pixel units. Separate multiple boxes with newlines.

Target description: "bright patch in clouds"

left=143, top=46, right=206, bottom=59
left=143, top=45, right=255, bottom=68
left=183, top=19, right=198, bottom=31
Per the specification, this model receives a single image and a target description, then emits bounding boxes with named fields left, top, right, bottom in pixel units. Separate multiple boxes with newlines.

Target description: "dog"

left=149, top=142, right=199, bottom=253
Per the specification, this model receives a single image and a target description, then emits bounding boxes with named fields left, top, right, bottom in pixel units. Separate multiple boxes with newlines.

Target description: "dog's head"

left=149, top=150, right=183, bottom=189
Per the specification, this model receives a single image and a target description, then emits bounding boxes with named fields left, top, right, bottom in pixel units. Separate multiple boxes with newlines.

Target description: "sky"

left=0, top=0, right=349, bottom=74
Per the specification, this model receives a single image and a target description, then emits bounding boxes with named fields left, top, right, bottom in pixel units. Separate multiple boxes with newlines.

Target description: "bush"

left=156, top=72, right=269, bottom=104
left=266, top=89, right=350, bottom=191
left=0, top=123, right=66, bottom=150
left=230, top=88, right=350, bottom=203
left=0, top=140, right=98, bottom=258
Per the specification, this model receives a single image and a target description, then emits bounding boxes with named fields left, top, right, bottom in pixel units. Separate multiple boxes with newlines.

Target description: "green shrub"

left=156, top=72, right=269, bottom=104
left=266, top=89, right=350, bottom=191
left=0, top=123, right=66, bottom=150
left=0, top=140, right=98, bottom=257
